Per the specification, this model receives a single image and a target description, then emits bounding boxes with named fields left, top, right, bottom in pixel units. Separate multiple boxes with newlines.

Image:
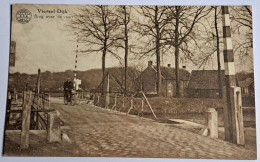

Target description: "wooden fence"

left=6, top=90, right=60, bottom=149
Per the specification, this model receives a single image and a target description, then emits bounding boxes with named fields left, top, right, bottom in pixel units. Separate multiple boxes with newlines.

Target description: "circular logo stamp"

left=16, top=9, right=32, bottom=24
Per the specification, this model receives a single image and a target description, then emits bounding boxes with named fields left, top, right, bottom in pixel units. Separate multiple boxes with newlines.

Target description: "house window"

left=155, top=82, right=158, bottom=91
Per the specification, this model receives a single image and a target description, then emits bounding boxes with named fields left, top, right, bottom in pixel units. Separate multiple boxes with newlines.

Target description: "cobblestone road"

left=52, top=99, right=256, bottom=160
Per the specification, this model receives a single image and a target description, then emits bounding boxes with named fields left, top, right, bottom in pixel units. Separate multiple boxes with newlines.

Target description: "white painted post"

left=113, top=96, right=117, bottom=110
left=207, top=108, right=218, bottom=138
left=47, top=111, right=61, bottom=143
left=230, top=86, right=245, bottom=145
left=122, top=94, right=125, bottom=108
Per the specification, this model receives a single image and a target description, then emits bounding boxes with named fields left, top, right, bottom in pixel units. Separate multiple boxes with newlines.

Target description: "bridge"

left=4, top=96, right=256, bottom=159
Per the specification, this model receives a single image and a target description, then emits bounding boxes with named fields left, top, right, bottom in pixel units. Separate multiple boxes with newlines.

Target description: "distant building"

left=187, top=70, right=225, bottom=98
left=136, top=61, right=190, bottom=97
left=236, top=74, right=254, bottom=96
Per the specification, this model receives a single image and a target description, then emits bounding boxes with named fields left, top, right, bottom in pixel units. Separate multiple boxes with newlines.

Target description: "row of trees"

left=68, top=5, right=252, bottom=97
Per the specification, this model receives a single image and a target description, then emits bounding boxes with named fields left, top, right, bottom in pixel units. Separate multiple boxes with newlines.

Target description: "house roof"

left=187, top=70, right=225, bottom=90
left=160, top=67, right=190, bottom=81
left=237, top=78, right=254, bottom=88
left=235, top=72, right=254, bottom=88
left=150, top=66, right=190, bottom=81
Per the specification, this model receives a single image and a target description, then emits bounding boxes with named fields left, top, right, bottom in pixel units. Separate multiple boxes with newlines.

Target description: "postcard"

left=4, top=4, right=256, bottom=159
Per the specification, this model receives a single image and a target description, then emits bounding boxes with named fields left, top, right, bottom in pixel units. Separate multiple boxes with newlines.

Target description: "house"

left=236, top=73, right=254, bottom=96
left=136, top=61, right=190, bottom=97
left=187, top=70, right=225, bottom=98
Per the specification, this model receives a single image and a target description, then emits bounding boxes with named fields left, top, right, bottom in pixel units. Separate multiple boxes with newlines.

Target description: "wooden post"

left=127, top=95, right=134, bottom=114
left=47, top=111, right=61, bottom=142
left=34, top=69, right=41, bottom=129
left=97, top=96, right=100, bottom=106
left=112, top=96, right=117, bottom=110
left=207, top=108, right=218, bottom=138
left=36, top=69, right=41, bottom=95
left=22, top=91, right=25, bottom=106
left=13, top=87, right=17, bottom=103
left=105, top=73, right=110, bottom=109
left=48, top=94, right=50, bottom=108
left=20, top=91, right=32, bottom=149
left=141, top=97, right=144, bottom=117
left=141, top=91, right=158, bottom=120
left=230, top=86, right=245, bottom=145
left=122, top=94, right=125, bottom=108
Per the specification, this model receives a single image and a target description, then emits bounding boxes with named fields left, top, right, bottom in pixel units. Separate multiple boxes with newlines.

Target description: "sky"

left=10, top=4, right=253, bottom=74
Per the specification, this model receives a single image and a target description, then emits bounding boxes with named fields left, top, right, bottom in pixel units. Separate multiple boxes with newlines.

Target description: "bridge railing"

left=93, top=92, right=158, bottom=120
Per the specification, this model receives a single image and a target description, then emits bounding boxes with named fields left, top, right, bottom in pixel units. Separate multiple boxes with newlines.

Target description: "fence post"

left=47, top=111, right=61, bottom=143
left=20, top=91, right=32, bottom=149
left=127, top=95, right=134, bottom=114
left=105, top=73, right=110, bottom=109
left=207, top=108, right=218, bottom=138
left=122, top=94, right=125, bottom=108
left=22, top=91, right=25, bottom=106
left=230, top=86, right=245, bottom=145
left=112, top=96, right=117, bottom=110
left=141, top=97, right=144, bottom=117
left=141, top=91, right=158, bottom=120
left=97, top=96, right=100, bottom=106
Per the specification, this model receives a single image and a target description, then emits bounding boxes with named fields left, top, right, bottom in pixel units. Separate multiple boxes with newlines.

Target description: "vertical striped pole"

left=222, top=6, right=236, bottom=142
left=74, top=40, right=78, bottom=89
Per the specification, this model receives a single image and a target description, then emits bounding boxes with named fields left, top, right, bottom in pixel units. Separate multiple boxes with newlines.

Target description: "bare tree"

left=166, top=6, right=211, bottom=97
left=115, top=6, right=132, bottom=95
left=230, top=6, right=253, bottom=64
left=68, top=5, right=120, bottom=94
left=135, top=6, right=170, bottom=96
left=184, top=7, right=223, bottom=98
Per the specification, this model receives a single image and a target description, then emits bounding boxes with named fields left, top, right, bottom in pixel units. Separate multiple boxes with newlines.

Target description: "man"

left=63, top=78, right=74, bottom=102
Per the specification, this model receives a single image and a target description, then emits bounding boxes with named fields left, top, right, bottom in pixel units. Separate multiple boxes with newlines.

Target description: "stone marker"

left=47, top=111, right=61, bottom=142
left=207, top=108, right=218, bottom=138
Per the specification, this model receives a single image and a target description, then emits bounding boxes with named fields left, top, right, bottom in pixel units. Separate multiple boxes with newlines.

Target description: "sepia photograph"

left=2, top=3, right=256, bottom=160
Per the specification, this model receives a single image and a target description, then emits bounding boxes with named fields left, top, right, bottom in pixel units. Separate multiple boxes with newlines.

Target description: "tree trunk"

left=155, top=6, right=162, bottom=96
left=175, top=45, right=181, bottom=97
left=102, top=47, right=106, bottom=95
left=124, top=6, right=128, bottom=95
left=214, top=7, right=223, bottom=99
left=174, top=7, right=181, bottom=97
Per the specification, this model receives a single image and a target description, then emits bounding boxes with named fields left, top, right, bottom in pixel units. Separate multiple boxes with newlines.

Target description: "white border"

left=0, top=1, right=259, bottom=162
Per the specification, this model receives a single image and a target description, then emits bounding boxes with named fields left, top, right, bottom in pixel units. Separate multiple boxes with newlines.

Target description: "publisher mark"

left=16, top=9, right=32, bottom=24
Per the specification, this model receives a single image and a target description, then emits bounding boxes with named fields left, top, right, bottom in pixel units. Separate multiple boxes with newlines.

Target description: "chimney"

left=148, top=61, right=153, bottom=67
left=167, top=64, right=171, bottom=67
